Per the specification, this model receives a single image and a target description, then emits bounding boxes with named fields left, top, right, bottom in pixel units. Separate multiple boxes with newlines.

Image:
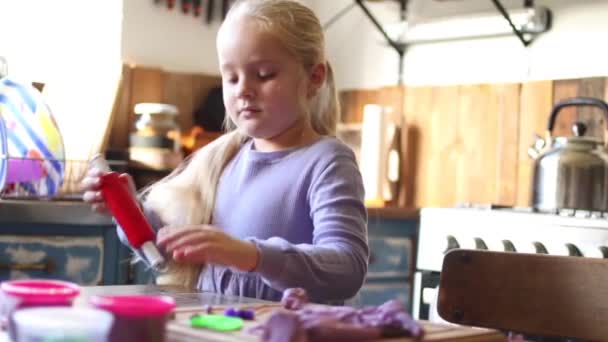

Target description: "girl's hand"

left=81, top=168, right=106, bottom=213
left=81, top=169, right=136, bottom=214
left=156, top=225, right=259, bottom=272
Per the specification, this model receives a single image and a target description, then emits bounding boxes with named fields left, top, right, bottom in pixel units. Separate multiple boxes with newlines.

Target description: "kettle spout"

left=528, top=134, right=546, bottom=159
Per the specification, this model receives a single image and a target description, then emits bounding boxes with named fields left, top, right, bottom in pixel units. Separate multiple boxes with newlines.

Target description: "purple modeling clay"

left=281, top=288, right=309, bottom=310
left=262, top=310, right=307, bottom=342
left=238, top=309, right=255, bottom=320
left=224, top=307, right=255, bottom=320
left=257, top=289, right=424, bottom=342
left=224, top=308, right=238, bottom=318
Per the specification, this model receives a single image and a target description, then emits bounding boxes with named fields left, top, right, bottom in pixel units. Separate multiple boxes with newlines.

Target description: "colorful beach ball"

left=0, top=76, right=65, bottom=196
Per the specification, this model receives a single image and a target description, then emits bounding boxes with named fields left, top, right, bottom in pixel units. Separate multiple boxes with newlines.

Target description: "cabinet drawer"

left=367, top=236, right=412, bottom=278
left=358, top=282, right=411, bottom=309
left=0, top=235, right=103, bottom=285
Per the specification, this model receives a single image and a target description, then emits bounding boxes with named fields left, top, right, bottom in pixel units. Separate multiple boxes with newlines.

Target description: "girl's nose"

left=237, top=79, right=255, bottom=99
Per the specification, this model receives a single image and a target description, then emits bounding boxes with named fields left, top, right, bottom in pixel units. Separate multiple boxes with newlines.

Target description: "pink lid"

left=90, top=295, right=176, bottom=317
left=1, top=279, right=80, bottom=305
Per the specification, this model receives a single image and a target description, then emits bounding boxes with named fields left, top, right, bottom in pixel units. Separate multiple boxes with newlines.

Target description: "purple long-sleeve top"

left=122, top=137, right=369, bottom=303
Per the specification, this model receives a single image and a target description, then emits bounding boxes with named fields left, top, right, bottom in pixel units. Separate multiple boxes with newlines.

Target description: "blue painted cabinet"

left=357, top=210, right=419, bottom=311
left=0, top=235, right=103, bottom=284
left=0, top=200, right=133, bottom=285
left=0, top=200, right=420, bottom=309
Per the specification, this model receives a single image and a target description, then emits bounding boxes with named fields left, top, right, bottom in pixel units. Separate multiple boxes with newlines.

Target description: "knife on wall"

left=206, top=0, right=214, bottom=24
left=193, top=0, right=202, bottom=17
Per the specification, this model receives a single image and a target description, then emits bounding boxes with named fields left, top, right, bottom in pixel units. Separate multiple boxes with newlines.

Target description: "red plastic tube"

left=100, top=172, right=155, bottom=248
left=99, top=172, right=166, bottom=272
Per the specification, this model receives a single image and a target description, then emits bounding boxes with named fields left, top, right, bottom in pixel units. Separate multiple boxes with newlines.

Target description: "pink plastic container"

left=90, top=295, right=176, bottom=342
left=1, top=279, right=80, bottom=340
left=1, top=279, right=80, bottom=308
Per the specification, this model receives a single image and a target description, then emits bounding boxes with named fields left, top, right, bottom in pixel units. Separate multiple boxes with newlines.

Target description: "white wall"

left=312, top=0, right=608, bottom=89
left=314, top=1, right=402, bottom=89
left=0, top=0, right=124, bottom=160
left=121, top=0, right=223, bottom=74
left=122, top=0, right=608, bottom=87
left=3, top=0, right=605, bottom=158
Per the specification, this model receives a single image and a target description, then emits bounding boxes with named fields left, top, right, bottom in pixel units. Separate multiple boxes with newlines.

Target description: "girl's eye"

left=223, top=74, right=238, bottom=84
left=258, top=71, right=275, bottom=80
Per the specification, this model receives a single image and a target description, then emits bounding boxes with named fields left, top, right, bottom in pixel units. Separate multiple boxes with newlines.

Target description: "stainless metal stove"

left=412, top=205, right=608, bottom=321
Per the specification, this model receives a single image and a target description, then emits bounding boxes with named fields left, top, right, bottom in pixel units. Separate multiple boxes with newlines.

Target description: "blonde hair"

left=143, top=0, right=340, bottom=288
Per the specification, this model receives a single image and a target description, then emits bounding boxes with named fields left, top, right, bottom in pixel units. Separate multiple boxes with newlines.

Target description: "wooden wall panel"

left=490, top=83, right=521, bottom=205
left=402, top=86, right=432, bottom=207
left=376, top=86, right=404, bottom=122
left=192, top=75, right=224, bottom=125
left=163, top=72, right=195, bottom=131
left=552, top=79, right=579, bottom=137
left=375, top=86, right=407, bottom=206
left=516, top=81, right=553, bottom=207
left=108, top=65, right=133, bottom=151
left=339, top=89, right=379, bottom=123
left=107, top=65, right=221, bottom=151
left=125, top=66, right=164, bottom=151
left=457, top=84, right=491, bottom=205
left=389, top=86, right=409, bottom=207
left=338, top=86, right=408, bottom=206
left=552, top=78, right=607, bottom=139
left=401, top=84, right=520, bottom=207
left=578, top=77, right=606, bottom=139
left=433, top=85, right=462, bottom=206
left=341, top=77, right=608, bottom=209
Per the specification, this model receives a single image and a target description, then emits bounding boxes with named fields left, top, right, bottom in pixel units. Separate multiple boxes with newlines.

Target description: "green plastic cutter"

left=190, top=314, right=244, bottom=331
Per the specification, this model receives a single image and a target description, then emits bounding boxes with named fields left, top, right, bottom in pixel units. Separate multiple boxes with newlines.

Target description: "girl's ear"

left=307, top=63, right=327, bottom=98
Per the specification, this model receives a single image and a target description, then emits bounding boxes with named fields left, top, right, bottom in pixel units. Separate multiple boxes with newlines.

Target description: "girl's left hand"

left=156, top=225, right=259, bottom=272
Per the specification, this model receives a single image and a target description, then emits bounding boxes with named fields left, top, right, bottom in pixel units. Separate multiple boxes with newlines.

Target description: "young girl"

left=83, top=0, right=369, bottom=303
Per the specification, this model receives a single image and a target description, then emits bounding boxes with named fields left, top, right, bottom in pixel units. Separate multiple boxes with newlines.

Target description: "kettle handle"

left=547, top=97, right=608, bottom=143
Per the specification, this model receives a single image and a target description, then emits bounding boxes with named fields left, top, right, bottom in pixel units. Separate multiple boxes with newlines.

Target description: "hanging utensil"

left=206, top=0, right=215, bottom=24
left=193, top=0, right=202, bottom=17
left=181, top=0, right=191, bottom=14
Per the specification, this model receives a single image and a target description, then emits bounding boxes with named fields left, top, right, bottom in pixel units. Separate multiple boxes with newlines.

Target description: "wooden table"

left=76, top=285, right=505, bottom=342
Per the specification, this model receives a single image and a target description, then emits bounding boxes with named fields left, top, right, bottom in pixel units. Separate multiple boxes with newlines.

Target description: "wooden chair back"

left=437, top=249, right=608, bottom=340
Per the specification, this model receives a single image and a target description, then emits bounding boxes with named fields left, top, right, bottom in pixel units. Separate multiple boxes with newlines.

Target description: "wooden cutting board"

left=166, top=304, right=506, bottom=341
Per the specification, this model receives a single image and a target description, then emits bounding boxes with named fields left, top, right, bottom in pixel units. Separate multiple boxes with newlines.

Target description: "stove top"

left=416, top=206, right=608, bottom=273
left=455, top=202, right=608, bottom=218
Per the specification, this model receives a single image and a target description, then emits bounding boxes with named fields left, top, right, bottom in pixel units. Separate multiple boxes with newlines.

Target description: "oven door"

left=412, top=271, right=438, bottom=320
left=413, top=270, right=458, bottom=325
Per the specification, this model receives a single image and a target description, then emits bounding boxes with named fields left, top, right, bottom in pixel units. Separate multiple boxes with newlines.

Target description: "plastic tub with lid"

left=0, top=279, right=81, bottom=340
left=1, top=279, right=80, bottom=309
left=90, top=295, right=176, bottom=342
left=12, top=307, right=113, bottom=342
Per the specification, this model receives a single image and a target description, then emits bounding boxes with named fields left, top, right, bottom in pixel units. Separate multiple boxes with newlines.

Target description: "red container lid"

left=90, top=295, right=176, bottom=317
left=1, top=279, right=80, bottom=305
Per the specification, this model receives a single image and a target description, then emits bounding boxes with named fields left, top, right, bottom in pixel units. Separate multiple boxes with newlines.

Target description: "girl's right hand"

left=81, top=167, right=106, bottom=213
left=81, top=169, right=137, bottom=214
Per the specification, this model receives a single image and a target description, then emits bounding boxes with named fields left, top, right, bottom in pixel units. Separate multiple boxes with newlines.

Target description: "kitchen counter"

left=0, top=199, right=112, bottom=225
left=74, top=284, right=270, bottom=308
left=71, top=285, right=505, bottom=342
